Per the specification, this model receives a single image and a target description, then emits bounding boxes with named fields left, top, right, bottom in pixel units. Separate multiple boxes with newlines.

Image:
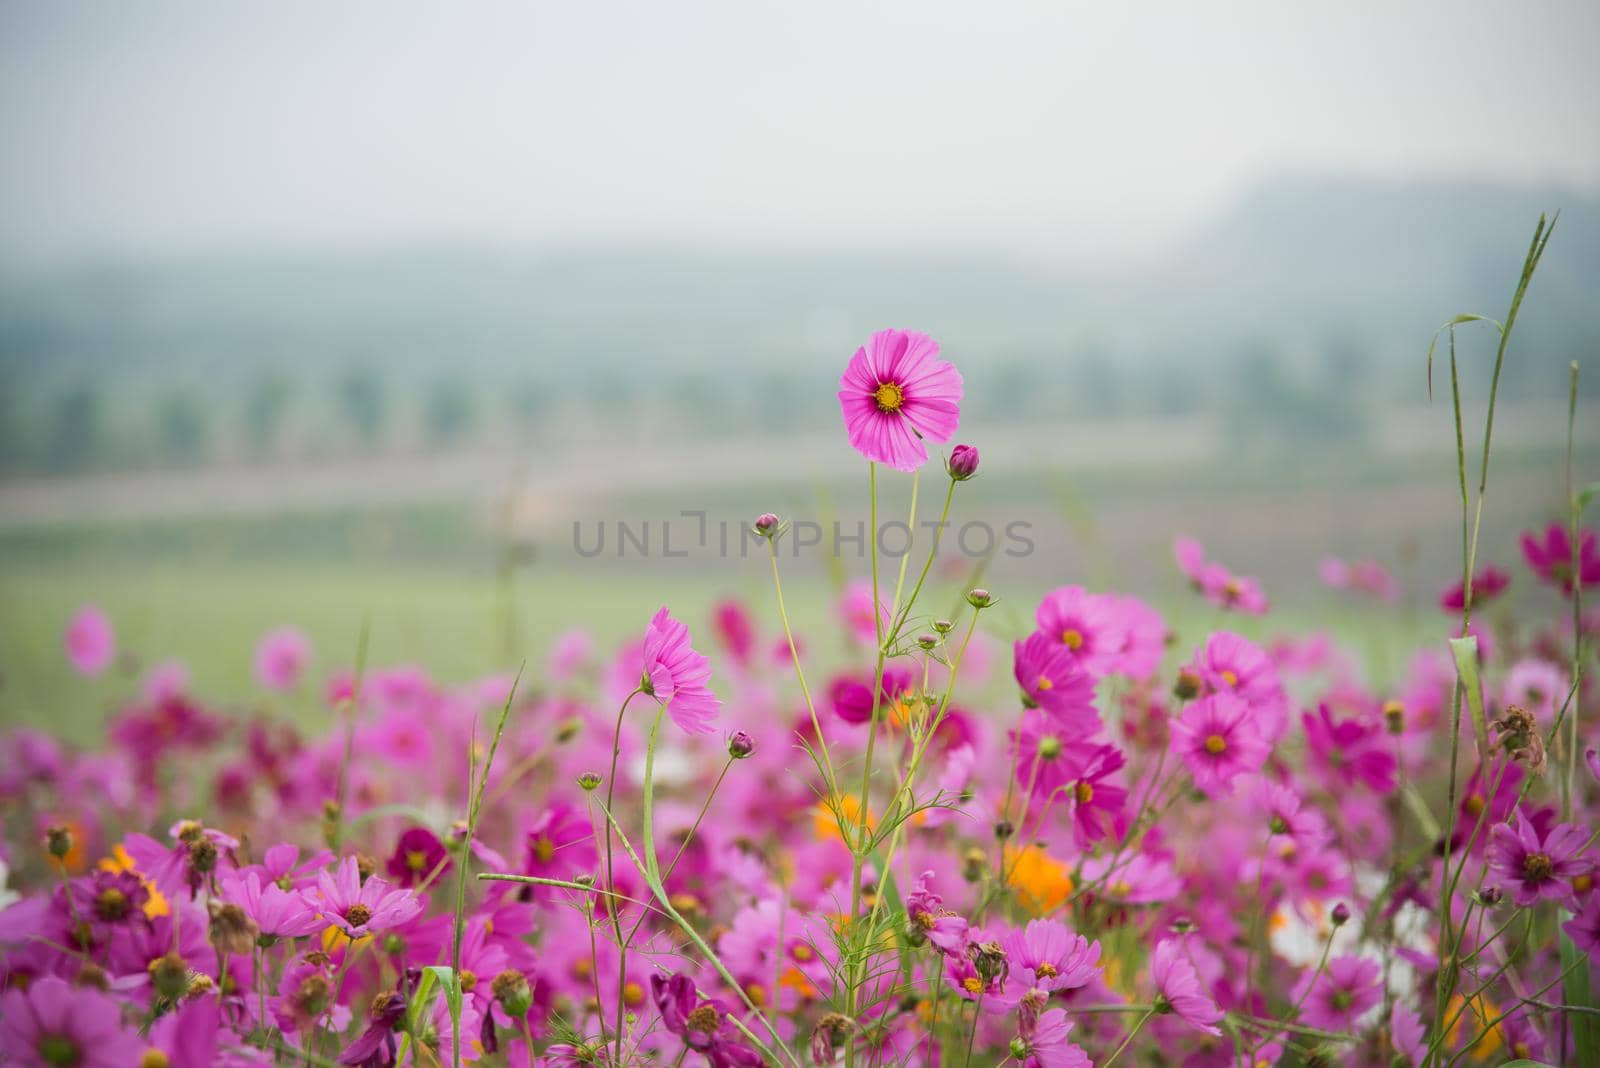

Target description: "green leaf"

left=1578, top=480, right=1600, bottom=516
left=1448, top=635, right=1489, bottom=758
left=1563, top=932, right=1600, bottom=1064
left=1501, top=1061, right=1559, bottom=1067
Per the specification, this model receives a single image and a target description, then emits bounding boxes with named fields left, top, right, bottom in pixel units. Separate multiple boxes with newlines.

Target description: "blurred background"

left=2, top=1, right=1598, bottom=732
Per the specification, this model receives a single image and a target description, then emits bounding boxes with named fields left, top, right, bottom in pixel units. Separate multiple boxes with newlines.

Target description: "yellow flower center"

left=405, top=850, right=428, bottom=873
left=1060, top=629, right=1084, bottom=651
left=623, top=981, right=644, bottom=1007
left=1075, top=781, right=1094, bottom=804
left=873, top=382, right=905, bottom=413
left=1204, top=734, right=1228, bottom=755
left=1036, top=962, right=1058, bottom=978
left=534, top=836, right=555, bottom=864
left=1523, top=852, right=1553, bottom=881
left=1220, top=669, right=1238, bottom=687
left=962, top=976, right=983, bottom=994
left=1036, top=675, right=1053, bottom=691
left=791, top=943, right=814, bottom=962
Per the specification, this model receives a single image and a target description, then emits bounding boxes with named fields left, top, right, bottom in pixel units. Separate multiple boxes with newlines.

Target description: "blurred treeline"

left=2, top=175, right=1597, bottom=476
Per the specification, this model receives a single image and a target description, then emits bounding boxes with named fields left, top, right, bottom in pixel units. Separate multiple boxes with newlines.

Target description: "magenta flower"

left=1186, top=631, right=1289, bottom=741
left=385, top=827, right=449, bottom=888
left=1302, top=703, right=1398, bottom=795
left=1292, top=955, right=1381, bottom=1032
left=1521, top=522, right=1600, bottom=594
left=254, top=626, right=311, bottom=692
left=1012, top=708, right=1097, bottom=803
left=1150, top=938, right=1222, bottom=1035
left=218, top=869, right=323, bottom=939
left=63, top=605, right=116, bottom=677
left=1563, top=894, right=1600, bottom=955
left=1019, top=1007, right=1092, bottom=1068
left=652, top=972, right=762, bottom=1066
left=1060, top=743, right=1128, bottom=846
left=1170, top=693, right=1269, bottom=797
left=1012, top=632, right=1098, bottom=728
left=314, top=856, right=423, bottom=938
left=905, top=871, right=971, bottom=956
left=1439, top=564, right=1510, bottom=613
left=0, top=976, right=143, bottom=1068
left=1004, top=919, right=1100, bottom=993
left=838, top=328, right=963, bottom=471
left=1033, top=586, right=1126, bottom=678
left=641, top=606, right=721, bottom=735
left=1487, top=809, right=1589, bottom=907
left=522, top=802, right=596, bottom=893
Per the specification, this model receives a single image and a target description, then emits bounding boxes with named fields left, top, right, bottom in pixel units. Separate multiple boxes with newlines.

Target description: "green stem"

left=1103, top=1009, right=1155, bottom=1067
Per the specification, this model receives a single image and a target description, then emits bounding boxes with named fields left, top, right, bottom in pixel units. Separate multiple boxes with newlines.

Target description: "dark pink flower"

left=0, top=976, right=143, bottom=1068
left=652, top=972, right=762, bottom=1066
left=314, top=856, right=423, bottom=938
left=1563, top=894, right=1600, bottom=955
left=63, top=605, right=115, bottom=677
left=905, top=871, right=970, bottom=956
left=1522, top=523, right=1600, bottom=594
left=1012, top=632, right=1098, bottom=729
left=1302, top=703, right=1398, bottom=795
left=1292, top=955, right=1381, bottom=1032
left=1186, top=631, right=1289, bottom=741
left=384, top=827, right=449, bottom=888
left=641, top=606, right=721, bottom=735
left=1003, top=919, right=1100, bottom=993
left=1169, top=693, right=1269, bottom=797
left=1487, top=809, right=1589, bottom=907
left=1439, top=564, right=1510, bottom=612
left=838, top=328, right=963, bottom=471
left=1060, top=743, right=1128, bottom=846
left=711, top=598, right=758, bottom=667
left=1150, top=938, right=1222, bottom=1035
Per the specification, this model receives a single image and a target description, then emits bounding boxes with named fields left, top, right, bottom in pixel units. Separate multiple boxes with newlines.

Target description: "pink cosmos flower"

left=641, top=606, right=721, bottom=735
left=1102, top=595, right=1167, bottom=680
left=1170, top=693, right=1269, bottom=797
left=0, top=976, right=143, bottom=1068
left=838, top=579, right=891, bottom=644
left=1302, top=703, right=1398, bottom=795
left=63, top=605, right=116, bottom=677
left=1019, top=1008, right=1092, bottom=1068
left=1004, top=919, right=1101, bottom=994
left=711, top=598, right=758, bottom=667
left=1487, top=809, right=1589, bottom=907
left=385, top=826, right=450, bottom=888
left=254, top=627, right=311, bottom=692
left=141, top=659, right=189, bottom=701
left=1150, top=938, right=1222, bottom=1035
left=1563, top=894, right=1600, bottom=956
left=1439, top=564, right=1510, bottom=613
left=1012, top=708, right=1102, bottom=804
left=1173, top=536, right=1269, bottom=614
left=1060, top=743, right=1128, bottom=846
left=1012, top=633, right=1098, bottom=728
left=314, top=855, right=423, bottom=938
left=146, top=994, right=225, bottom=1068
left=1186, top=631, right=1290, bottom=741
left=1521, top=522, right=1600, bottom=594
left=838, top=328, right=963, bottom=471
left=521, top=802, right=596, bottom=894
left=1292, top=955, right=1381, bottom=1032
left=905, top=871, right=971, bottom=956
left=547, top=628, right=592, bottom=683
left=218, top=869, right=324, bottom=939
left=1033, top=586, right=1126, bottom=678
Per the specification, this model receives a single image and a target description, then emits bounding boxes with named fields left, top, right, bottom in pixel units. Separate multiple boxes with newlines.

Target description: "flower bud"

left=947, top=444, right=980, bottom=481
left=1330, top=902, right=1351, bottom=927
left=962, top=847, right=987, bottom=883
left=1476, top=885, right=1504, bottom=907
left=727, top=731, right=756, bottom=759
left=1009, top=1037, right=1030, bottom=1059
left=150, top=953, right=189, bottom=1001
left=994, top=820, right=1014, bottom=840
left=492, top=970, right=534, bottom=1018
left=754, top=513, right=780, bottom=537
left=1173, top=670, right=1202, bottom=701
left=577, top=771, right=603, bottom=791
left=932, top=619, right=954, bottom=635
left=916, top=633, right=939, bottom=651
left=966, top=588, right=994, bottom=609
left=1382, top=699, right=1405, bottom=734
left=45, top=825, right=73, bottom=860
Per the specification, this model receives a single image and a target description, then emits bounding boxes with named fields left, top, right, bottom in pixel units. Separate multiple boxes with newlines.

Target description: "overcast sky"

left=2, top=1, right=1596, bottom=267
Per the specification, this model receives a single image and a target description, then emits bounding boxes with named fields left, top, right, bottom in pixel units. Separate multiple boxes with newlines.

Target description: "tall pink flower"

left=1012, top=633, right=1098, bottom=729
left=64, top=605, right=116, bottom=677
left=1521, top=523, right=1600, bottom=594
left=838, top=329, right=963, bottom=471
left=1033, top=586, right=1126, bottom=678
left=314, top=856, right=423, bottom=938
left=641, top=607, right=721, bottom=735
left=1170, top=693, right=1269, bottom=797
left=254, top=627, right=311, bottom=692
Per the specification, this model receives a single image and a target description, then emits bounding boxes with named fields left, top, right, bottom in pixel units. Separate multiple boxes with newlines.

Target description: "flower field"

left=3, top=230, right=1599, bottom=1068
